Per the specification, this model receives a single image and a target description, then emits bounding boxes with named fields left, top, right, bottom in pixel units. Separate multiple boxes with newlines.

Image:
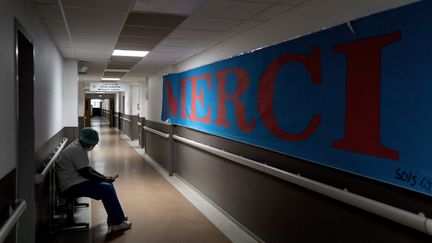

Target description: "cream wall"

left=78, top=82, right=85, bottom=117
left=139, top=79, right=148, bottom=118
left=131, top=84, right=140, bottom=116
left=0, top=0, right=65, bottom=176
left=0, top=0, right=66, bottom=242
left=62, top=60, right=78, bottom=127
left=147, top=73, right=165, bottom=121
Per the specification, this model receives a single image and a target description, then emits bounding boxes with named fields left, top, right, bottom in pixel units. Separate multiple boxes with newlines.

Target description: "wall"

left=115, top=92, right=120, bottom=113
left=143, top=0, right=427, bottom=242
left=0, top=0, right=65, bottom=242
left=147, top=72, right=164, bottom=121
left=139, top=78, right=149, bottom=118
left=131, top=84, right=140, bottom=116
left=0, top=0, right=64, bottom=176
left=78, top=82, right=85, bottom=117
left=62, top=59, right=78, bottom=127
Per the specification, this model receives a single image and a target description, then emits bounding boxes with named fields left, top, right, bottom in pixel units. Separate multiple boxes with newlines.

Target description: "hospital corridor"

left=1, top=0, right=432, bottom=243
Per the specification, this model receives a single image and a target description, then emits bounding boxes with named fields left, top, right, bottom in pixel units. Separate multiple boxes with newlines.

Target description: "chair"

left=50, top=169, right=90, bottom=232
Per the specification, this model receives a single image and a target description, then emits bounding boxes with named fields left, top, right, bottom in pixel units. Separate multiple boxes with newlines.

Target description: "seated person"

left=56, top=127, right=131, bottom=232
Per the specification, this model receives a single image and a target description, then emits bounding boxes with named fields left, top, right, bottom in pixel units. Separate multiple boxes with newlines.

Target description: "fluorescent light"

left=101, top=78, right=120, bottom=81
left=105, top=69, right=129, bottom=72
left=112, top=49, right=149, bottom=57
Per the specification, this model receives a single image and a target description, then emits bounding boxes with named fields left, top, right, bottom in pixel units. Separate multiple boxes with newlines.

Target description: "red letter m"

left=164, top=80, right=179, bottom=117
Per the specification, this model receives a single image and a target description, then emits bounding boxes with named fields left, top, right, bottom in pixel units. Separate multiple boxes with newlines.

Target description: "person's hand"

left=106, top=174, right=119, bottom=182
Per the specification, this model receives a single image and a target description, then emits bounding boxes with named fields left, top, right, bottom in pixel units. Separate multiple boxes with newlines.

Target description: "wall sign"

left=162, top=1, right=432, bottom=195
left=90, top=82, right=127, bottom=92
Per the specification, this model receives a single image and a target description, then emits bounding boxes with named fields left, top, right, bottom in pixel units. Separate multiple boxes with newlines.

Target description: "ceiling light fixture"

left=101, top=78, right=120, bottom=81
left=112, top=49, right=149, bottom=57
left=105, top=69, right=130, bottom=72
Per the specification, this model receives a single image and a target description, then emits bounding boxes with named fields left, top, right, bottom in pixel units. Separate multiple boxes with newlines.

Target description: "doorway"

left=84, top=98, right=91, bottom=127
left=15, top=21, right=35, bottom=243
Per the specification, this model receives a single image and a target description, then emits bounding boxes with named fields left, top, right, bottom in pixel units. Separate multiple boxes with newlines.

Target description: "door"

left=16, top=21, right=35, bottom=243
left=109, top=99, right=114, bottom=127
left=84, top=98, right=91, bottom=127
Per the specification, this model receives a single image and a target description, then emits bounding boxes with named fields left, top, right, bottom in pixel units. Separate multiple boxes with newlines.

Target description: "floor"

left=49, top=118, right=231, bottom=243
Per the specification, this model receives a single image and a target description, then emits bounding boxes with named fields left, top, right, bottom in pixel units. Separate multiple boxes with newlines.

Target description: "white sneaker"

left=110, top=220, right=132, bottom=232
left=107, top=216, right=129, bottom=226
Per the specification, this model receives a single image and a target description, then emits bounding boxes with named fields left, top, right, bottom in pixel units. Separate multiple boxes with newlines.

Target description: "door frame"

left=14, top=19, right=35, bottom=243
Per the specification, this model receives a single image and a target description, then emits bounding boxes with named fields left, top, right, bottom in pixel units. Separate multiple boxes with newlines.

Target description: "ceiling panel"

left=279, top=0, right=308, bottom=4
left=64, top=7, right=127, bottom=25
left=238, top=0, right=280, bottom=3
left=146, top=51, right=186, bottom=59
left=168, top=29, right=225, bottom=40
left=76, top=49, right=112, bottom=59
left=114, top=43, right=155, bottom=51
left=133, top=0, right=206, bottom=15
left=192, top=0, right=270, bottom=19
left=125, top=12, right=187, bottom=28
left=136, top=59, right=169, bottom=66
left=67, top=22, right=121, bottom=34
left=229, top=20, right=262, bottom=33
left=32, top=0, right=57, bottom=4
left=251, top=4, right=295, bottom=21
left=61, top=0, right=133, bottom=10
left=157, top=38, right=215, bottom=47
left=34, top=0, right=313, bottom=80
left=103, top=72, right=127, bottom=78
left=74, top=42, right=114, bottom=50
left=152, top=46, right=196, bottom=53
left=179, top=17, right=242, bottom=31
left=43, top=20, right=66, bottom=32
left=117, top=36, right=162, bottom=45
left=78, top=57, right=108, bottom=63
left=110, top=56, right=143, bottom=63
left=120, top=26, right=175, bottom=38
left=35, top=5, right=63, bottom=20
left=106, top=63, right=137, bottom=69
left=174, top=46, right=208, bottom=62
left=53, top=37, right=71, bottom=47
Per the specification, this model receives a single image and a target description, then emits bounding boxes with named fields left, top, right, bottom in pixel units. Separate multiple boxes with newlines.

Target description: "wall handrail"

left=137, top=122, right=142, bottom=126
left=35, top=138, right=68, bottom=184
left=144, top=126, right=169, bottom=139
left=0, top=199, right=26, bottom=243
left=121, top=117, right=131, bottom=122
left=173, top=134, right=432, bottom=236
left=149, top=120, right=171, bottom=126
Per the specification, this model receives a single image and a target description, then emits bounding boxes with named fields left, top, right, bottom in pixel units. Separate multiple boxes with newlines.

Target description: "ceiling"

left=32, top=0, right=309, bottom=83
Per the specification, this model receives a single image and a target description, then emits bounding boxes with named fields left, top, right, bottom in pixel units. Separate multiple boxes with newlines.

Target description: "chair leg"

left=50, top=199, right=89, bottom=232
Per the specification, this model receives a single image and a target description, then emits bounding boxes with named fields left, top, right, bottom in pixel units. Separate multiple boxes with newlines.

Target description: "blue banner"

left=162, top=1, right=432, bottom=195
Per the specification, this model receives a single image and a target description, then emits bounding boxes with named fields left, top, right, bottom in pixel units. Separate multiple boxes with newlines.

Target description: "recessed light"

left=101, top=78, right=120, bottom=81
left=112, top=49, right=149, bottom=57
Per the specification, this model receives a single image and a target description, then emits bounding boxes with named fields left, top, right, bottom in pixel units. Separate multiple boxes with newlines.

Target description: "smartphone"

left=112, top=174, right=119, bottom=180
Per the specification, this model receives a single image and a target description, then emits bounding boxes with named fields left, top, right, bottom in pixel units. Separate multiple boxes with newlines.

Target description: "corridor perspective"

left=49, top=118, right=230, bottom=243
left=2, top=0, right=432, bottom=242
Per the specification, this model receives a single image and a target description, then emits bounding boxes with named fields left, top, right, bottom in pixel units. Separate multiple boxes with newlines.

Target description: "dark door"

left=16, top=22, right=35, bottom=243
left=84, top=98, right=91, bottom=127
left=110, top=99, right=114, bottom=127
